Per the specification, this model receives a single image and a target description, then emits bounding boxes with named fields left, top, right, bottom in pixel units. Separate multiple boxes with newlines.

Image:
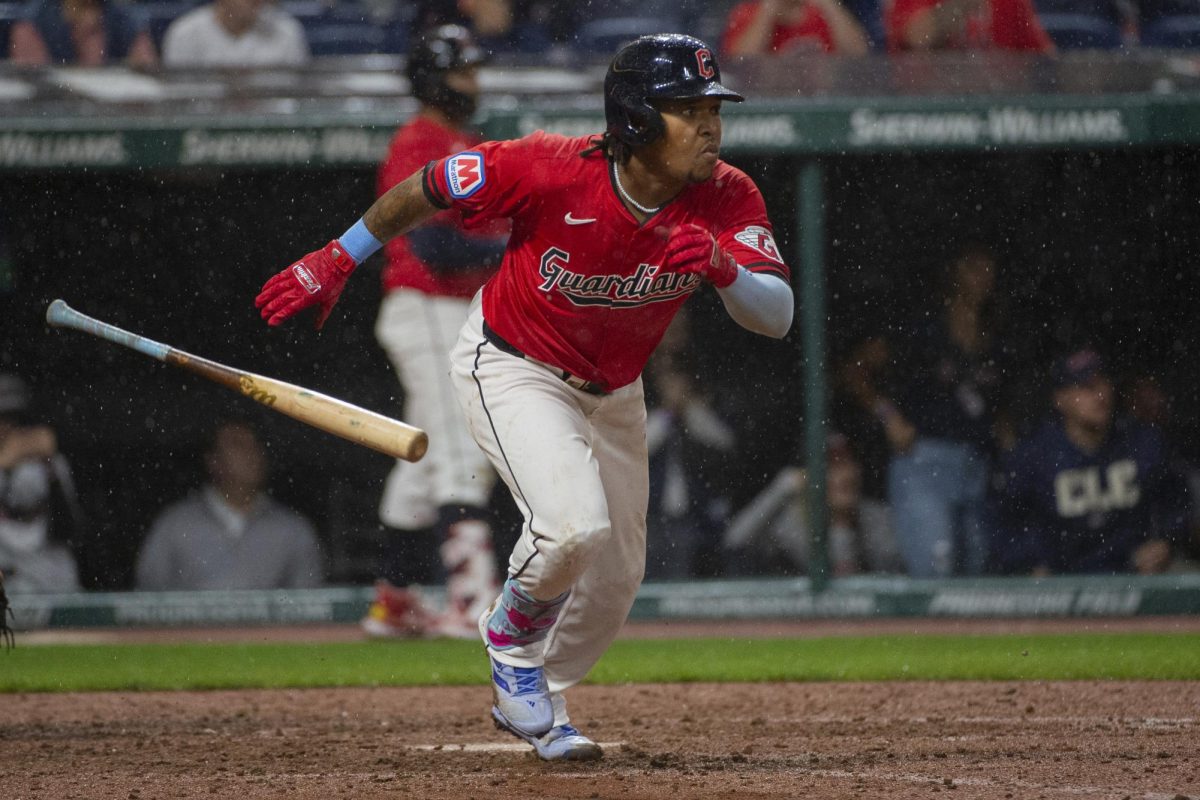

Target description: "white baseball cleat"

left=487, top=656, right=554, bottom=738
left=492, top=715, right=604, bottom=762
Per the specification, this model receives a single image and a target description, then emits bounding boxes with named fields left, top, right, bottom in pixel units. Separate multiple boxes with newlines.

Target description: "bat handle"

left=46, top=299, right=171, bottom=362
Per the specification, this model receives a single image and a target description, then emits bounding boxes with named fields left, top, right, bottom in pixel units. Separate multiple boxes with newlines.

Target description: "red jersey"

left=424, top=132, right=790, bottom=392
left=721, top=1, right=838, bottom=55
left=886, top=0, right=1053, bottom=51
left=377, top=115, right=504, bottom=298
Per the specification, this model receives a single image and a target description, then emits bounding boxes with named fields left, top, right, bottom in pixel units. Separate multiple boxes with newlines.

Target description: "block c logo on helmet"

left=695, top=49, right=715, bottom=79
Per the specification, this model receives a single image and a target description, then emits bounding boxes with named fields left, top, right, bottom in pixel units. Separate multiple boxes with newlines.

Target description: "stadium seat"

left=0, top=1, right=22, bottom=56
left=846, top=0, right=887, bottom=49
left=1038, top=12, right=1123, bottom=47
left=289, top=1, right=386, bottom=57
left=1140, top=14, right=1200, bottom=46
left=305, top=20, right=385, bottom=56
left=140, top=0, right=202, bottom=51
left=378, top=2, right=413, bottom=54
left=1033, top=0, right=1124, bottom=47
left=576, top=16, right=685, bottom=54
left=281, top=0, right=329, bottom=25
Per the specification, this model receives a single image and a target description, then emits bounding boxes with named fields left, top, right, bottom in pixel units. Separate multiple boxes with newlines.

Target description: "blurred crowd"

left=640, top=244, right=1200, bottom=581
left=3, top=2, right=1199, bottom=596
left=3, top=0, right=1200, bottom=68
left=3, top=246, right=1200, bottom=593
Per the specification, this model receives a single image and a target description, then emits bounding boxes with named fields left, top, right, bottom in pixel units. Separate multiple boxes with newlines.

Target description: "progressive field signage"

left=8, top=575, right=1200, bottom=629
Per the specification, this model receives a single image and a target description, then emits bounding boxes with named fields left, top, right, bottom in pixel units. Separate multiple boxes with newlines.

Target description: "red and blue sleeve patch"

left=445, top=151, right=486, bottom=199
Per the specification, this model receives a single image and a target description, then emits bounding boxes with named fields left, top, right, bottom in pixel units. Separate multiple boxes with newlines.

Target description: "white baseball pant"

left=450, top=297, right=649, bottom=710
left=375, top=289, right=496, bottom=529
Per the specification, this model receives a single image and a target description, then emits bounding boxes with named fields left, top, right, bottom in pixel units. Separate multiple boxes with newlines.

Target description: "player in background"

left=361, top=25, right=508, bottom=640
left=256, top=34, right=794, bottom=760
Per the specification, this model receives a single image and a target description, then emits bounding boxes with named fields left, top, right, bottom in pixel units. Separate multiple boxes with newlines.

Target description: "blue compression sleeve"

left=715, top=268, right=794, bottom=338
left=338, top=218, right=383, bottom=264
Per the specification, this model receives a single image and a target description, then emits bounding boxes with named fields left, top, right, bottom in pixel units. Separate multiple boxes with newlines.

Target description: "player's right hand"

left=663, top=224, right=739, bottom=288
left=255, top=240, right=358, bottom=330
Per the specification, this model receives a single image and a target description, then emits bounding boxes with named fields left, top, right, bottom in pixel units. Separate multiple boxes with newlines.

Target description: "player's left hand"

left=255, top=240, right=358, bottom=330
left=663, top=224, right=739, bottom=288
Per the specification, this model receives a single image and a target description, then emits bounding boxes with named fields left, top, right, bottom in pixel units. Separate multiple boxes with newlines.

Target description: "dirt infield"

left=5, top=619, right=1199, bottom=799
left=4, top=680, right=1197, bottom=799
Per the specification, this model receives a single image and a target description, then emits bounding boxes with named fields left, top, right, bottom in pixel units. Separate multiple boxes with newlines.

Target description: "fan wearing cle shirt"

left=362, top=25, right=508, bottom=642
left=255, top=33, right=794, bottom=761
left=987, top=350, right=1189, bottom=575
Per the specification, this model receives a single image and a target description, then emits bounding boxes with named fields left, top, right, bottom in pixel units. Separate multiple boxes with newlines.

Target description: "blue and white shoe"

left=531, top=724, right=603, bottom=761
left=488, top=656, right=554, bottom=738
left=492, top=715, right=604, bottom=762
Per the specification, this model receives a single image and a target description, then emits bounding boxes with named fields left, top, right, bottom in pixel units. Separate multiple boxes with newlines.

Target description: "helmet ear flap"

left=612, top=84, right=664, bottom=147
left=629, top=99, right=665, bottom=146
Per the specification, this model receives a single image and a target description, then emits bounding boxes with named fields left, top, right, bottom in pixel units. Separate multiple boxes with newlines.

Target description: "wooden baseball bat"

left=45, top=299, right=428, bottom=462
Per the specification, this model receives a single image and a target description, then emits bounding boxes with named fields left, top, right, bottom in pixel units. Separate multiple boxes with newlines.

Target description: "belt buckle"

left=565, top=374, right=603, bottom=395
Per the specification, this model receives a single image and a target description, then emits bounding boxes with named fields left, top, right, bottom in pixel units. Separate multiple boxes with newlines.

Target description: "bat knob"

left=46, top=299, right=73, bottom=328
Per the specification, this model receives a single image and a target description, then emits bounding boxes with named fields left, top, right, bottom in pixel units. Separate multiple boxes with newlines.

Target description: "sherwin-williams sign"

left=848, top=107, right=1131, bottom=147
left=0, top=94, right=1187, bottom=170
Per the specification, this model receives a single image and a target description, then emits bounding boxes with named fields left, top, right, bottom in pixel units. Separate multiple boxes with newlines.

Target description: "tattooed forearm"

left=363, top=172, right=439, bottom=243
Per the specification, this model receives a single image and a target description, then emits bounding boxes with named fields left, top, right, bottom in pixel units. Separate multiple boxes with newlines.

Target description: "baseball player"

left=256, top=33, right=794, bottom=761
left=361, top=25, right=507, bottom=640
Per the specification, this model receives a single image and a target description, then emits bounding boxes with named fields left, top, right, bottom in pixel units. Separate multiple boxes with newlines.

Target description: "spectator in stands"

left=722, top=0, right=871, bottom=56
left=887, top=243, right=1009, bottom=578
left=831, top=328, right=909, bottom=503
left=162, top=0, right=309, bottom=67
left=135, top=417, right=323, bottom=590
left=8, top=0, right=157, bottom=67
left=1119, top=370, right=1200, bottom=568
left=885, top=0, right=1054, bottom=51
left=988, top=349, right=1190, bottom=575
left=410, top=0, right=549, bottom=53
left=724, top=433, right=900, bottom=576
left=1122, top=371, right=1171, bottom=430
left=0, top=374, right=84, bottom=594
left=644, top=311, right=737, bottom=579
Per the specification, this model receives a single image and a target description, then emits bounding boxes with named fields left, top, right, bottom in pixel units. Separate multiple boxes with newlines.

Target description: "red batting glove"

left=664, top=223, right=739, bottom=288
left=255, top=240, right=358, bottom=330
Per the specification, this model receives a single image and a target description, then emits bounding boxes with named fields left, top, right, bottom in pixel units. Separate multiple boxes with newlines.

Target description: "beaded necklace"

left=611, top=163, right=661, bottom=215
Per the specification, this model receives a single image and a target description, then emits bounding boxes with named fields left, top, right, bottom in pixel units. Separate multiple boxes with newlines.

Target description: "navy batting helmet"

left=604, top=33, right=744, bottom=148
left=406, top=25, right=487, bottom=121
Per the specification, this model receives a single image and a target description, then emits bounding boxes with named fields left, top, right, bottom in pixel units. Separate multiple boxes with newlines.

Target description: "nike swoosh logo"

left=565, top=213, right=597, bottom=225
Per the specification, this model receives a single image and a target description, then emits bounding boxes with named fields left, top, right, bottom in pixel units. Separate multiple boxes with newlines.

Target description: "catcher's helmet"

left=604, top=33, right=744, bottom=148
left=406, top=25, right=487, bottom=120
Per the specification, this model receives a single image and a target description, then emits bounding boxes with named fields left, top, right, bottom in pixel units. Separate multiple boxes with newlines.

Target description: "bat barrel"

left=46, top=300, right=171, bottom=362
left=46, top=299, right=429, bottom=463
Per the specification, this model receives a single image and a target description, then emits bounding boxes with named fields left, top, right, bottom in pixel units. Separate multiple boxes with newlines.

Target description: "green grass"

left=2, top=633, right=1197, bottom=693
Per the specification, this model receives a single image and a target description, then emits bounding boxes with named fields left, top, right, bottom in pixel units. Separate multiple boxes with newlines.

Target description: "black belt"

left=482, top=321, right=608, bottom=396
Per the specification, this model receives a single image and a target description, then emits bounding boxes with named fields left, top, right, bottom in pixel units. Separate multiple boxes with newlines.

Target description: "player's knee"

left=551, top=516, right=611, bottom=567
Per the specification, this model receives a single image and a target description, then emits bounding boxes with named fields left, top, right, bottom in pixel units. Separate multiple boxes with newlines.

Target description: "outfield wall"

left=7, top=575, right=1200, bottom=631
